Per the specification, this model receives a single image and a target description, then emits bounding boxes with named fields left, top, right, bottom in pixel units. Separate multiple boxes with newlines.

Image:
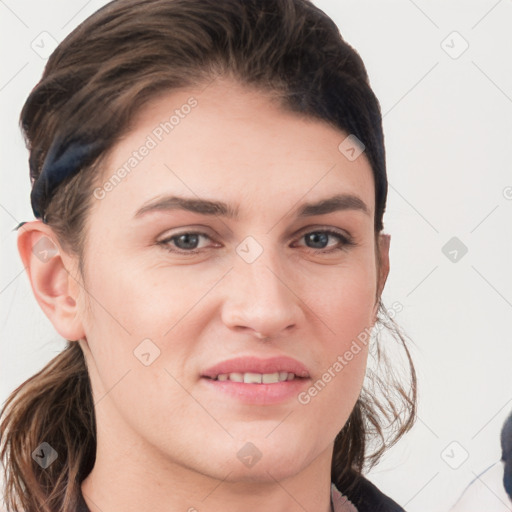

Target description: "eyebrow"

left=133, top=193, right=370, bottom=220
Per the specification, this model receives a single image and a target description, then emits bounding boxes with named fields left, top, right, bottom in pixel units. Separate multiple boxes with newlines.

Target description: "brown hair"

left=1, top=0, right=416, bottom=510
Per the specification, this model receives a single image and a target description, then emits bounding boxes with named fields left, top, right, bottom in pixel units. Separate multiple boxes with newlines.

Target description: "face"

left=75, top=78, right=387, bottom=483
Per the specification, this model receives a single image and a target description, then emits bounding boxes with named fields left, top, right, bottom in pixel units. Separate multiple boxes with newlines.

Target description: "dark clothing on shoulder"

left=343, top=475, right=406, bottom=512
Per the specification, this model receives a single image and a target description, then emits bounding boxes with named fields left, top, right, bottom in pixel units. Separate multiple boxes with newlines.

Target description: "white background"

left=1, top=1, right=512, bottom=511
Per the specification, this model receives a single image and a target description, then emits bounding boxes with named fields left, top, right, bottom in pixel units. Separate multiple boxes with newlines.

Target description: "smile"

left=206, top=371, right=303, bottom=383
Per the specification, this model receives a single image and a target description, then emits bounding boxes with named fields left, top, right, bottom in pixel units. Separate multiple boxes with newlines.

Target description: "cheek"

left=80, top=256, right=179, bottom=342
left=303, top=255, right=377, bottom=337
left=78, top=261, right=202, bottom=443
left=319, top=281, right=373, bottom=385
left=78, top=254, right=223, bottom=404
left=297, top=259, right=376, bottom=413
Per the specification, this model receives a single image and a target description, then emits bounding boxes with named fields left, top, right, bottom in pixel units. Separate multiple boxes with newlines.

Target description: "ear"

left=17, top=220, right=86, bottom=341
left=372, top=233, right=390, bottom=321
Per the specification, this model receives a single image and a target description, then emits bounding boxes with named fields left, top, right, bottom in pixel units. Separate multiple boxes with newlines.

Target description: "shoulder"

left=334, top=475, right=406, bottom=512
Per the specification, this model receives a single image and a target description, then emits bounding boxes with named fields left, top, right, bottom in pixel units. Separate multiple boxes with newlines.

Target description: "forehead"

left=93, top=79, right=375, bottom=220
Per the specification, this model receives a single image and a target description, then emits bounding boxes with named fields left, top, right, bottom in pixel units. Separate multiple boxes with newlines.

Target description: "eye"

left=294, top=228, right=354, bottom=253
left=157, top=228, right=354, bottom=255
left=158, top=231, right=215, bottom=254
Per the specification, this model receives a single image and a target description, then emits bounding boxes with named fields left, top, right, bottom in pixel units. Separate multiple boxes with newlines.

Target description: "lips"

left=200, top=356, right=311, bottom=405
left=201, top=356, right=310, bottom=381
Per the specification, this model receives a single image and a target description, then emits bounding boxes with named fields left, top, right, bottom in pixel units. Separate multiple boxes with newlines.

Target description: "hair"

left=1, top=0, right=417, bottom=510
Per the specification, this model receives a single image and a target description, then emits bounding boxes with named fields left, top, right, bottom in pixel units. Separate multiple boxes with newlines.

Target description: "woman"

left=0, top=1, right=416, bottom=511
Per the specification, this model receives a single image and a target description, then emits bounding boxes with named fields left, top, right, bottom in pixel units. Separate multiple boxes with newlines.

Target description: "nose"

left=221, top=242, right=303, bottom=340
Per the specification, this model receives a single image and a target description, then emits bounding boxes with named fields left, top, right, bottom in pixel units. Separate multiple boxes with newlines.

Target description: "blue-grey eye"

left=298, top=229, right=353, bottom=252
left=173, top=233, right=202, bottom=250
left=304, top=231, right=330, bottom=249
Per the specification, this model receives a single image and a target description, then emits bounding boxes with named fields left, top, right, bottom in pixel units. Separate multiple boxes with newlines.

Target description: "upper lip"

left=201, top=356, right=310, bottom=379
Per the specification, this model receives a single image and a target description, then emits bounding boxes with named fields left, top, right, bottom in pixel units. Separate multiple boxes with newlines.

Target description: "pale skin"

left=18, top=78, right=390, bottom=512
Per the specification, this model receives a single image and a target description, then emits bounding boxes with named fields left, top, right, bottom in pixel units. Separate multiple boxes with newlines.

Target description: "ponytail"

left=1, top=342, right=96, bottom=512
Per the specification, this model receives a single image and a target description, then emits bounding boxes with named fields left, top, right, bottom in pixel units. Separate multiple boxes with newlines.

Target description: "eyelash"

left=157, top=228, right=355, bottom=255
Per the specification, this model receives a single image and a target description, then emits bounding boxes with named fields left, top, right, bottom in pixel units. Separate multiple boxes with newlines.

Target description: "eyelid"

left=157, top=225, right=352, bottom=243
left=156, top=224, right=215, bottom=242
left=293, top=224, right=352, bottom=239
left=291, top=226, right=354, bottom=251
left=157, top=230, right=215, bottom=251
left=288, top=223, right=354, bottom=245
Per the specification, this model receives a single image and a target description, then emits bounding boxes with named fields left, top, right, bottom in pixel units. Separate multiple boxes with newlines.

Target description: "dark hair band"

left=30, top=136, right=104, bottom=222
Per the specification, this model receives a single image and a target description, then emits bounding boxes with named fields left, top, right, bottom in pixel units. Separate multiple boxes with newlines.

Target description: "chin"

left=220, top=440, right=313, bottom=483
left=222, top=458, right=308, bottom=484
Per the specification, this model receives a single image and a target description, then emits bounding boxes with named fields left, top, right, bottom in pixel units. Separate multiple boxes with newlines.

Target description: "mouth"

left=200, top=356, right=311, bottom=405
left=204, top=371, right=307, bottom=383
left=201, top=355, right=310, bottom=381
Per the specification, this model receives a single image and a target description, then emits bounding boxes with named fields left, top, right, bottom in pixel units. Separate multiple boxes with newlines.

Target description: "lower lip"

left=200, top=377, right=310, bottom=405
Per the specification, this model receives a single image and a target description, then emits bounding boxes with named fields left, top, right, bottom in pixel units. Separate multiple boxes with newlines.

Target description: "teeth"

left=262, top=372, right=279, bottom=383
left=244, top=372, right=262, bottom=384
left=214, top=372, right=297, bottom=383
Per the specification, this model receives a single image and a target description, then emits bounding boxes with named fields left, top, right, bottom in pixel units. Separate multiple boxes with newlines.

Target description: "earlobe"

left=372, top=233, right=391, bottom=324
left=17, top=221, right=85, bottom=342
left=377, top=233, right=390, bottom=298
